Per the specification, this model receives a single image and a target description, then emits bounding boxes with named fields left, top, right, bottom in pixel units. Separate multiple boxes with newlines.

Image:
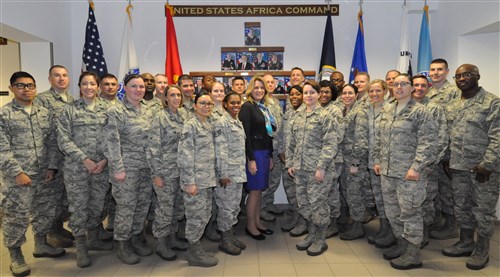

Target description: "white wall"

left=0, top=39, right=19, bottom=106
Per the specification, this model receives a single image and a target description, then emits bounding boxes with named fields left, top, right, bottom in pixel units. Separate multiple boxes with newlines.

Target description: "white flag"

left=397, top=3, right=412, bottom=75
left=117, top=4, right=139, bottom=100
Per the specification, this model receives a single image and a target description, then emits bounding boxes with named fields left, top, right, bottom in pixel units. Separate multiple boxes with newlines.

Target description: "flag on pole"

left=318, top=11, right=336, bottom=81
left=117, top=3, right=140, bottom=100
left=397, top=3, right=413, bottom=75
left=81, top=1, right=108, bottom=78
left=165, top=5, right=183, bottom=85
left=417, top=4, right=432, bottom=76
left=349, top=10, right=368, bottom=84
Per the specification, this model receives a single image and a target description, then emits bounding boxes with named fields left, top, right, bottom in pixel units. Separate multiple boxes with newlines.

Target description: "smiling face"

left=251, top=80, right=266, bottom=102
left=290, top=69, right=305, bottom=86
left=289, top=87, right=303, bottom=110
left=154, top=75, right=168, bottom=95
left=341, top=85, right=357, bottom=107
left=354, top=74, right=369, bottom=93
left=124, top=77, right=146, bottom=104
left=429, top=62, right=449, bottom=84
left=319, top=86, right=333, bottom=106
left=368, top=83, right=386, bottom=105
left=100, top=77, right=118, bottom=98
left=454, top=64, right=480, bottom=93
left=79, top=75, right=98, bottom=101
left=232, top=79, right=246, bottom=95
left=48, top=67, right=69, bottom=92
left=393, top=75, right=413, bottom=102
left=165, top=87, right=182, bottom=110
left=194, top=94, right=214, bottom=119
left=412, top=77, right=429, bottom=101
left=224, top=94, right=242, bottom=119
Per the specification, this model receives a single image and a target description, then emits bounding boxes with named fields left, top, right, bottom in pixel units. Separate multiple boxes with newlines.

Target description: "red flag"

left=165, top=5, right=183, bottom=84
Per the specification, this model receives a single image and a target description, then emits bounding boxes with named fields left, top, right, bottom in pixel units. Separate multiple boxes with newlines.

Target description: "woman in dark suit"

left=238, top=76, right=276, bottom=240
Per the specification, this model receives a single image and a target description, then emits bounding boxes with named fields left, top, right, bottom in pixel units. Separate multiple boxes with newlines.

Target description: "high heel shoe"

left=245, top=228, right=265, bottom=240
left=257, top=228, right=274, bottom=235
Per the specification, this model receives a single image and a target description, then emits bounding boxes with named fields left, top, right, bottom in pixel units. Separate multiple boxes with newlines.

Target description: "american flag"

left=82, top=2, right=108, bottom=77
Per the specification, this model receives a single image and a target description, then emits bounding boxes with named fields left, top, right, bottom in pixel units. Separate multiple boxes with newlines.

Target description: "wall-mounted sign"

left=168, top=5, right=339, bottom=17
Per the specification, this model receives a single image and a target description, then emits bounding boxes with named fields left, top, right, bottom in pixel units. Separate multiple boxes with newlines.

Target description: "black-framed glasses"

left=12, top=83, right=36, bottom=90
left=198, top=101, right=214, bottom=107
left=453, top=72, right=477, bottom=80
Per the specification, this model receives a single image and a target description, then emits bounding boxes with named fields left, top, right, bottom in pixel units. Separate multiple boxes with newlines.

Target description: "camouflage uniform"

left=1, top=100, right=59, bottom=248
left=143, top=97, right=162, bottom=114
left=147, top=107, right=187, bottom=239
left=56, top=98, right=109, bottom=236
left=373, top=98, right=437, bottom=245
left=339, top=102, right=369, bottom=222
left=418, top=97, right=448, bottom=226
left=324, top=101, right=345, bottom=220
left=178, top=116, right=216, bottom=243
left=368, top=103, right=386, bottom=219
left=428, top=80, right=459, bottom=217
left=214, top=112, right=247, bottom=232
left=286, top=106, right=338, bottom=227
left=447, top=87, right=499, bottom=239
left=35, top=89, right=74, bottom=226
left=104, top=98, right=153, bottom=241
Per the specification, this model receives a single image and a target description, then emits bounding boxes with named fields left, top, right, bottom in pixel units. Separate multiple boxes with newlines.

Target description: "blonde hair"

left=245, top=75, right=269, bottom=106
left=367, top=79, right=388, bottom=92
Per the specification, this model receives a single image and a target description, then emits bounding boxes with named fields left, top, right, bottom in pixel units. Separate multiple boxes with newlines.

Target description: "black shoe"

left=258, top=228, right=274, bottom=235
left=245, top=229, right=265, bottom=240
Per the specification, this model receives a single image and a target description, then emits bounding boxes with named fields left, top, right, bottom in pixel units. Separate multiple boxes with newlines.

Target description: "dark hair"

left=10, top=71, right=35, bottom=85
left=49, top=65, right=67, bottom=75
left=177, top=74, right=192, bottom=86
left=232, top=76, right=245, bottom=85
left=100, top=73, right=118, bottom=82
left=431, top=58, right=449, bottom=69
left=319, top=80, right=339, bottom=101
left=123, top=74, right=143, bottom=86
left=78, top=71, right=99, bottom=87
left=412, top=74, right=428, bottom=83
left=396, top=73, right=413, bottom=85
left=342, top=84, right=359, bottom=94
left=290, top=67, right=304, bottom=75
left=194, top=92, right=212, bottom=104
left=287, top=85, right=303, bottom=94
left=222, top=92, right=242, bottom=110
left=303, top=80, right=320, bottom=92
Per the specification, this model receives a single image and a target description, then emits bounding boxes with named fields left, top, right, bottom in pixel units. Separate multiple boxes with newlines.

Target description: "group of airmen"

left=0, top=58, right=498, bottom=276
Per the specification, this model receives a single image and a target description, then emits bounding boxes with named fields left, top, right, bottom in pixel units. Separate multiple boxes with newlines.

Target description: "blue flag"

left=319, top=12, right=336, bottom=80
left=417, top=4, right=433, bottom=76
left=81, top=2, right=108, bottom=78
left=349, top=11, right=368, bottom=84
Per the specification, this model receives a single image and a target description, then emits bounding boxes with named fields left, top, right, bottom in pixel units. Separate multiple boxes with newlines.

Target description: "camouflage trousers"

left=101, top=187, right=116, bottom=224
left=52, top=168, right=69, bottom=221
left=261, top=154, right=282, bottom=209
left=451, top=170, right=499, bottom=238
left=1, top=174, right=55, bottom=248
left=152, top=177, right=179, bottom=238
left=340, top=164, right=368, bottom=221
left=369, top=169, right=386, bottom=219
left=171, top=179, right=185, bottom=233
left=111, top=169, right=153, bottom=241
left=363, top=171, right=375, bottom=209
left=328, top=162, right=343, bottom=219
left=435, top=163, right=454, bottom=216
left=214, top=180, right=243, bottom=232
left=184, top=188, right=213, bottom=243
left=294, top=170, right=333, bottom=227
left=423, top=165, right=438, bottom=226
left=381, top=175, right=426, bottom=245
left=64, top=164, right=110, bottom=236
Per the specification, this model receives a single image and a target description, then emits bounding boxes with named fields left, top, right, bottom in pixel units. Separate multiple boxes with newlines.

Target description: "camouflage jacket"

left=286, top=105, right=338, bottom=172
left=447, top=87, right=499, bottom=172
left=419, top=97, right=449, bottom=163
left=214, top=112, right=247, bottom=183
left=104, top=97, right=152, bottom=173
left=367, top=103, right=385, bottom=168
left=324, top=101, right=345, bottom=164
left=177, top=116, right=216, bottom=189
left=56, top=98, right=108, bottom=165
left=341, top=101, right=369, bottom=165
left=373, top=98, right=438, bottom=178
left=147, top=107, right=188, bottom=179
left=0, top=100, right=58, bottom=178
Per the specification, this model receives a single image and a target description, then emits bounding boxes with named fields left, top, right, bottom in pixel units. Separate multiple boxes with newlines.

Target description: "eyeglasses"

left=331, top=79, right=343, bottom=83
left=12, top=83, right=36, bottom=90
left=319, top=90, right=332, bottom=95
left=453, top=72, right=477, bottom=80
left=393, top=82, right=411, bottom=88
left=197, top=101, right=214, bottom=107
